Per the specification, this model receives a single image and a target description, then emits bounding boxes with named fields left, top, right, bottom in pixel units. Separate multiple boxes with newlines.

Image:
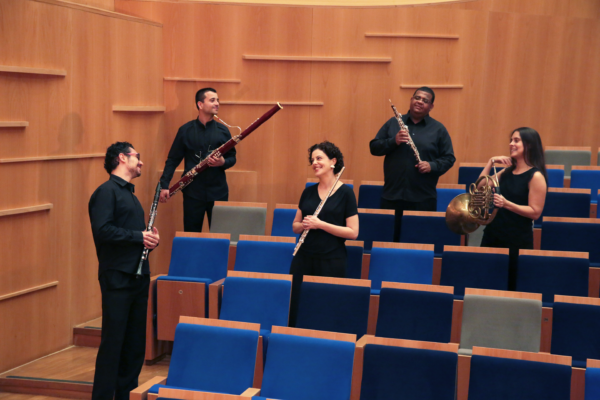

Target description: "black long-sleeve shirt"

left=89, top=174, right=148, bottom=277
left=370, top=113, right=455, bottom=202
left=160, top=118, right=236, bottom=201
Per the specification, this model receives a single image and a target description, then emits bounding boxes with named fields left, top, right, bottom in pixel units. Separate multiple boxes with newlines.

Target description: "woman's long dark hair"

left=506, top=127, right=548, bottom=184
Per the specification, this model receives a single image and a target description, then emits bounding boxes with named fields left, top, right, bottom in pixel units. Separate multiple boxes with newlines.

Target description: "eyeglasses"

left=412, top=95, right=431, bottom=105
left=124, top=152, right=141, bottom=161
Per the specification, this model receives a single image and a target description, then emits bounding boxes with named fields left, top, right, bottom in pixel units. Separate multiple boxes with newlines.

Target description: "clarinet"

left=389, top=100, right=422, bottom=163
left=136, top=182, right=161, bottom=277
left=293, top=167, right=345, bottom=256
left=169, top=103, right=283, bottom=197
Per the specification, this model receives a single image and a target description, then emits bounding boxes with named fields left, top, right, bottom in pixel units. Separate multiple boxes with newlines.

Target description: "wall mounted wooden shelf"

left=0, top=203, right=53, bottom=218
left=0, top=121, right=29, bottom=128
left=243, top=55, right=391, bottom=63
left=401, top=84, right=463, bottom=89
left=0, top=154, right=104, bottom=164
left=365, top=33, right=459, bottom=40
left=164, top=77, right=241, bottom=83
left=0, top=281, right=59, bottom=302
left=220, top=101, right=323, bottom=106
left=112, top=106, right=166, bottom=112
left=0, top=65, right=66, bottom=77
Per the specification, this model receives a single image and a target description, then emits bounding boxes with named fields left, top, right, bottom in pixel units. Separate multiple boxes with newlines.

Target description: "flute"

left=389, top=100, right=422, bottom=163
left=293, top=167, right=345, bottom=256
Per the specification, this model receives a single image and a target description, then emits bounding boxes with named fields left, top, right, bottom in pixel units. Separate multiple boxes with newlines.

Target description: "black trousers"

left=380, top=197, right=437, bottom=242
left=288, top=251, right=347, bottom=327
left=92, top=270, right=149, bottom=400
left=183, top=192, right=228, bottom=232
left=480, top=231, right=533, bottom=291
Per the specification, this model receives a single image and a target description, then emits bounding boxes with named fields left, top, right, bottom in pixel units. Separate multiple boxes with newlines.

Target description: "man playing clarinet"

left=89, top=142, right=160, bottom=400
left=370, top=87, right=455, bottom=242
left=159, top=87, right=236, bottom=232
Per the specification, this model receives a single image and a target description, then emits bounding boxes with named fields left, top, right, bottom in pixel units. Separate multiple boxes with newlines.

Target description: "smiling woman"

left=288, top=141, right=359, bottom=326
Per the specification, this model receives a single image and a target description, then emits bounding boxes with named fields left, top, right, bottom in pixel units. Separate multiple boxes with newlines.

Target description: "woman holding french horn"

left=479, top=127, right=548, bottom=290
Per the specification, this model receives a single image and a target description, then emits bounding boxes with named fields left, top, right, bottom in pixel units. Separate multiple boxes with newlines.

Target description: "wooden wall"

left=0, top=0, right=163, bottom=372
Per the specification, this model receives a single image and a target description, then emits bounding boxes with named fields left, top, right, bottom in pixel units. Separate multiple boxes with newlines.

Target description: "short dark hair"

left=413, top=87, right=435, bottom=104
left=195, top=87, right=217, bottom=110
left=104, top=141, right=134, bottom=174
left=308, top=141, right=345, bottom=174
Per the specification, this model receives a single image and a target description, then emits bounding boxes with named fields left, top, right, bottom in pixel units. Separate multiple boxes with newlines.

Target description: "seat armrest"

left=241, top=388, right=261, bottom=397
left=130, top=376, right=166, bottom=400
left=209, top=278, right=226, bottom=319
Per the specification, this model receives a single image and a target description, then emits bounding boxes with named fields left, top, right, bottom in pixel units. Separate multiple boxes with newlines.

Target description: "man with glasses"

left=159, top=87, right=236, bottom=232
left=89, top=142, right=160, bottom=400
left=370, top=87, right=455, bottom=242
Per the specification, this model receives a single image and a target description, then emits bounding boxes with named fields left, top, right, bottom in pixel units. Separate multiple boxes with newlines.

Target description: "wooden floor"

left=0, top=346, right=170, bottom=399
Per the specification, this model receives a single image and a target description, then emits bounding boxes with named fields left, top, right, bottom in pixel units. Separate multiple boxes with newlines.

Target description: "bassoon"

left=136, top=182, right=161, bottom=276
left=168, top=103, right=283, bottom=197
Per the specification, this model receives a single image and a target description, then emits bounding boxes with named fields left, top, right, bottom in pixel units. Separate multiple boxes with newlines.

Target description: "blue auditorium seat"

left=345, top=241, right=364, bottom=279
left=440, top=247, right=510, bottom=299
left=234, top=238, right=295, bottom=274
left=586, top=361, right=600, bottom=400
left=357, top=183, right=383, bottom=209
left=436, top=186, right=466, bottom=212
left=467, top=350, right=572, bottom=400
left=533, top=189, right=591, bottom=228
left=571, top=167, right=600, bottom=205
left=260, top=327, right=356, bottom=400
left=356, top=210, right=395, bottom=251
left=368, top=244, right=434, bottom=294
left=295, top=277, right=370, bottom=337
left=458, top=164, right=485, bottom=188
left=399, top=211, right=461, bottom=257
left=516, top=251, right=589, bottom=306
left=541, top=217, right=600, bottom=267
left=551, top=297, right=600, bottom=368
left=271, top=206, right=299, bottom=239
left=546, top=166, right=565, bottom=188
left=375, top=284, right=454, bottom=343
left=359, top=340, right=458, bottom=400
left=306, top=181, right=354, bottom=190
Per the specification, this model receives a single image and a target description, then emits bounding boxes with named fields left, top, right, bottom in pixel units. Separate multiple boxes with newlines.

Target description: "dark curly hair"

left=104, top=141, right=134, bottom=174
left=308, top=141, right=344, bottom=174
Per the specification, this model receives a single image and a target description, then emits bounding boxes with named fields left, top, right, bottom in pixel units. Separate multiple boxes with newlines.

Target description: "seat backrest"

left=345, top=240, right=364, bottom=279
left=460, top=289, right=542, bottom=354
left=168, top=236, right=230, bottom=282
left=359, top=337, right=458, bottom=400
left=234, top=237, right=295, bottom=274
left=369, top=243, right=435, bottom=290
left=516, top=250, right=589, bottom=305
left=376, top=282, right=454, bottom=343
left=296, top=276, right=371, bottom=337
left=168, top=321, right=259, bottom=394
left=551, top=295, right=600, bottom=367
left=400, top=211, right=461, bottom=256
left=356, top=209, right=395, bottom=251
left=544, top=147, right=591, bottom=177
left=533, top=188, right=591, bottom=228
left=436, top=185, right=466, bottom=212
left=440, top=246, right=510, bottom=297
left=219, top=275, right=292, bottom=331
left=468, top=347, right=572, bottom=400
left=306, top=179, right=354, bottom=190
left=261, top=326, right=356, bottom=400
left=541, top=217, right=600, bottom=265
left=210, top=202, right=267, bottom=244
left=458, top=164, right=485, bottom=188
left=357, top=181, right=384, bottom=209
left=586, top=359, right=600, bottom=400
left=271, top=205, right=299, bottom=239
left=571, top=167, right=600, bottom=203
left=546, top=165, right=565, bottom=188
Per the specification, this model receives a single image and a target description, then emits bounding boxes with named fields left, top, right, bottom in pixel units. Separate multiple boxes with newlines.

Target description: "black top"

left=370, top=113, right=455, bottom=202
left=160, top=118, right=236, bottom=201
left=483, top=167, right=539, bottom=246
left=297, top=184, right=358, bottom=259
left=89, top=174, right=148, bottom=277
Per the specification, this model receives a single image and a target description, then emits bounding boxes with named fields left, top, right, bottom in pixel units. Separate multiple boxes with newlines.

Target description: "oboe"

left=389, top=100, right=422, bottom=163
left=293, top=167, right=345, bottom=256
left=136, top=182, right=161, bottom=277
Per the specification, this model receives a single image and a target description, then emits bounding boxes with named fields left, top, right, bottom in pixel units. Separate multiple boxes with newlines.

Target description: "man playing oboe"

left=370, top=87, right=455, bottom=242
left=89, top=142, right=160, bottom=400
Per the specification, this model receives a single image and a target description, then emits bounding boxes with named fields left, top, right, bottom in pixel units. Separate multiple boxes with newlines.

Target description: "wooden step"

left=73, top=318, right=101, bottom=348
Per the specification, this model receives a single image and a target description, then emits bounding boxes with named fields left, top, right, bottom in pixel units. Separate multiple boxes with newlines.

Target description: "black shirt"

left=297, top=184, right=358, bottom=259
left=160, top=118, right=236, bottom=201
left=483, top=167, right=539, bottom=247
left=89, top=174, right=148, bottom=277
left=370, top=113, right=455, bottom=202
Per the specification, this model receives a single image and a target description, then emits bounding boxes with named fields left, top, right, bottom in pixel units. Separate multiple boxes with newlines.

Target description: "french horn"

left=445, top=160, right=501, bottom=235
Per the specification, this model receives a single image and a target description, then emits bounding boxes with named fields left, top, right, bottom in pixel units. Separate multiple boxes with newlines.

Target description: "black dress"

left=289, top=183, right=358, bottom=326
left=481, top=167, right=539, bottom=290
